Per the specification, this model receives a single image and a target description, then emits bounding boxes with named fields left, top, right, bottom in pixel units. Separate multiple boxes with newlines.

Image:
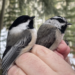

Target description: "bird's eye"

left=23, top=19, right=27, bottom=22
left=57, top=18, right=65, bottom=23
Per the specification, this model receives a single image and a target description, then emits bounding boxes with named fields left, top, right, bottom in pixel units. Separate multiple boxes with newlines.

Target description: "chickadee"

left=36, top=16, right=71, bottom=50
left=2, top=15, right=37, bottom=75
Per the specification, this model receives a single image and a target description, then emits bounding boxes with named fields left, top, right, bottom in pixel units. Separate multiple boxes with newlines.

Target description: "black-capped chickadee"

left=36, top=16, right=71, bottom=50
left=2, top=15, right=37, bottom=75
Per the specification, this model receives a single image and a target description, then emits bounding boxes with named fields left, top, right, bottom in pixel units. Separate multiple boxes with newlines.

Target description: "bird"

left=36, top=16, right=71, bottom=50
left=2, top=15, right=37, bottom=75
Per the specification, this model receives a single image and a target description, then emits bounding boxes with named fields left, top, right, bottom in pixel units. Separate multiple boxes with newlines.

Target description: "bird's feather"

left=2, top=30, right=32, bottom=75
left=2, top=46, right=11, bottom=58
left=36, top=24, right=57, bottom=48
left=3, top=29, right=31, bottom=58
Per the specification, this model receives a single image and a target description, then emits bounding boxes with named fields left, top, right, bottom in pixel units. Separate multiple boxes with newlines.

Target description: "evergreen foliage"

left=4, top=0, right=20, bottom=29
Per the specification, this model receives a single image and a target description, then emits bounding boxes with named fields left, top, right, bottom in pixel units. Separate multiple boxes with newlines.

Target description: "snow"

left=68, top=53, right=75, bottom=70
left=0, top=27, right=8, bottom=58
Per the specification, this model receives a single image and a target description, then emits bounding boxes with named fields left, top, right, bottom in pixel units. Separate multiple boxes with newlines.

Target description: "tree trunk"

left=0, top=0, right=6, bottom=33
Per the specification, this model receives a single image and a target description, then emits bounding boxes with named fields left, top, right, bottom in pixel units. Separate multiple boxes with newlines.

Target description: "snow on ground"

left=0, top=27, right=8, bottom=58
left=68, top=53, right=75, bottom=70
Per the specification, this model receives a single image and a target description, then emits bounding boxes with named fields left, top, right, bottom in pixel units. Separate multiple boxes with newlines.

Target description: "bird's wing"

left=3, top=29, right=31, bottom=58
left=36, top=24, right=57, bottom=48
left=2, top=31, right=12, bottom=58
left=2, top=46, right=11, bottom=58
left=2, top=30, right=32, bottom=75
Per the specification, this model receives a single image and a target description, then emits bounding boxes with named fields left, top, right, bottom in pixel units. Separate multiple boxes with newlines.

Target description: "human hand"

left=54, top=40, right=70, bottom=59
left=8, top=40, right=75, bottom=75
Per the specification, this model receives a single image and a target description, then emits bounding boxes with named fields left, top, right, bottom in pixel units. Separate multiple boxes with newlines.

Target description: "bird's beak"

left=30, top=16, right=35, bottom=20
left=67, top=22, right=72, bottom=25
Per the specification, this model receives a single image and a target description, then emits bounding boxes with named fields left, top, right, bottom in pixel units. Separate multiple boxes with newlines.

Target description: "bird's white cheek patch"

left=10, top=27, right=23, bottom=35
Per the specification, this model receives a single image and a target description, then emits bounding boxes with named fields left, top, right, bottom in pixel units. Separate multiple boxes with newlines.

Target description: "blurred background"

left=0, top=0, right=75, bottom=74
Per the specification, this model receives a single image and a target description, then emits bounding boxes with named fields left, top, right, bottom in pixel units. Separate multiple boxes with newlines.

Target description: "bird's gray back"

left=36, top=24, right=57, bottom=48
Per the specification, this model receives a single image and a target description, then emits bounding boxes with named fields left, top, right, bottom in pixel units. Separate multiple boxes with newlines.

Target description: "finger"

left=15, top=52, right=57, bottom=75
left=56, top=40, right=70, bottom=58
left=8, top=65, right=26, bottom=75
left=64, top=46, right=70, bottom=57
left=32, top=45, right=73, bottom=74
left=57, top=40, right=67, bottom=52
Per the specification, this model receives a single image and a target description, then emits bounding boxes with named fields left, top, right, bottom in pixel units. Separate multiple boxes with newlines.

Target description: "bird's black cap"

left=9, top=15, right=35, bottom=30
